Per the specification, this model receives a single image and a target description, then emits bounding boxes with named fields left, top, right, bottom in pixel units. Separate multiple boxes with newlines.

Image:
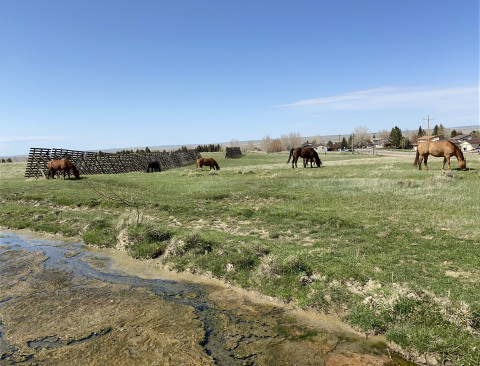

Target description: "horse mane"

left=451, top=141, right=465, bottom=161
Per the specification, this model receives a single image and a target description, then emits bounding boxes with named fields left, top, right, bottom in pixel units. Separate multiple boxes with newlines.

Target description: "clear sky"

left=1, top=0, right=478, bottom=156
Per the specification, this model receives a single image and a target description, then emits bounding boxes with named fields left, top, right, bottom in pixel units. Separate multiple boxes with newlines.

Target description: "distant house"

left=459, top=135, right=480, bottom=152
left=413, top=135, right=445, bottom=150
left=450, top=134, right=473, bottom=143
left=417, top=135, right=445, bottom=143
left=373, top=137, right=389, bottom=148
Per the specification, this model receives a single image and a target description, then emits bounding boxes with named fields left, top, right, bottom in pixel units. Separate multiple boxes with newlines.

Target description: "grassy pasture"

left=1, top=151, right=479, bottom=365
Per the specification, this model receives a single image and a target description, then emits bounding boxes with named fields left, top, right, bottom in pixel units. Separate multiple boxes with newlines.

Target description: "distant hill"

left=2, top=125, right=478, bottom=161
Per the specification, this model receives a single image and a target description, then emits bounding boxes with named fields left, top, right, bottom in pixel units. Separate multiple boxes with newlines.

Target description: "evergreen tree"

left=145, top=147, right=151, bottom=153
left=432, top=124, right=439, bottom=136
left=389, top=126, right=402, bottom=148
left=417, top=126, right=425, bottom=137
left=450, top=130, right=458, bottom=138
left=438, top=124, right=445, bottom=135
left=341, top=137, right=348, bottom=149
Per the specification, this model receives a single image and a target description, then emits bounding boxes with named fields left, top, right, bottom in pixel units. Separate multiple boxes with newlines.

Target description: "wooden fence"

left=225, top=147, right=244, bottom=159
left=25, top=147, right=201, bottom=178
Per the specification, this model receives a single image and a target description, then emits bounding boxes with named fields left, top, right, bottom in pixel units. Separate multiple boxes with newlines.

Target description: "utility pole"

left=423, top=115, right=435, bottom=140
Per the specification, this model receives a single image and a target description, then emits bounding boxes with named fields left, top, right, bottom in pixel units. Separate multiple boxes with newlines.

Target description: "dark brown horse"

left=196, top=157, right=220, bottom=170
left=287, top=147, right=322, bottom=168
left=414, top=141, right=466, bottom=171
left=47, top=158, right=80, bottom=179
left=146, top=161, right=161, bottom=173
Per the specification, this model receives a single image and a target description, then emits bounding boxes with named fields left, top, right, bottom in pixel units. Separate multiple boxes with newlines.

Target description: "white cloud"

left=279, top=86, right=479, bottom=111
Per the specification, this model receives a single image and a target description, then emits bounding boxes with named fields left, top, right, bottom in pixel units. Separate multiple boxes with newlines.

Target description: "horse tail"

left=71, top=164, right=80, bottom=179
left=413, top=150, right=419, bottom=167
left=214, top=159, right=220, bottom=170
left=287, top=148, right=293, bottom=164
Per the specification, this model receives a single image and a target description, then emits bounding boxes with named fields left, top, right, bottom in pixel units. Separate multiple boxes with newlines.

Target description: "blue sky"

left=1, top=0, right=478, bottom=156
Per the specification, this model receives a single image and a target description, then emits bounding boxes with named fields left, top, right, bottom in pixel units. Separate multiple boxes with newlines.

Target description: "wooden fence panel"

left=24, top=148, right=201, bottom=178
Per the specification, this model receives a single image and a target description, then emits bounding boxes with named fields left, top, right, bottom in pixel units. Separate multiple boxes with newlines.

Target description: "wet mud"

left=0, top=231, right=416, bottom=365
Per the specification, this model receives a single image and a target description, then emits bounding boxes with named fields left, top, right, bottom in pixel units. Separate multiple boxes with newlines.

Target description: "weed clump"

left=128, top=226, right=172, bottom=259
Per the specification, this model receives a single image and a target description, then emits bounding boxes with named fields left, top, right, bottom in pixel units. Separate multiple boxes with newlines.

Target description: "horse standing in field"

left=146, top=161, right=161, bottom=173
left=47, top=158, right=81, bottom=179
left=413, top=141, right=467, bottom=171
left=287, top=147, right=322, bottom=168
left=196, top=158, right=220, bottom=170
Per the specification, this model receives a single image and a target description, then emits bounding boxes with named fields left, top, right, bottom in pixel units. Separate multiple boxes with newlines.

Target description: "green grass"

left=1, top=151, right=480, bottom=365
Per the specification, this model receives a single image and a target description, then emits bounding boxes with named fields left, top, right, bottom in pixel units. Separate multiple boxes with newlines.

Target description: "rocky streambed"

left=0, top=231, right=416, bottom=366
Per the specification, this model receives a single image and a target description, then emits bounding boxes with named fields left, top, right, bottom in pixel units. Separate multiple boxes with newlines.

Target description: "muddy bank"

left=0, top=231, right=416, bottom=365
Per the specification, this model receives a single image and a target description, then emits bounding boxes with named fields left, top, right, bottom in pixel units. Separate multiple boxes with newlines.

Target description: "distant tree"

left=269, top=139, right=283, bottom=152
left=340, top=137, right=348, bottom=149
left=438, top=124, right=445, bottom=135
left=410, top=133, right=419, bottom=144
left=353, top=126, right=370, bottom=147
left=280, top=132, right=301, bottom=150
left=432, top=124, right=439, bottom=136
left=417, top=126, right=425, bottom=137
left=389, top=126, right=403, bottom=148
left=246, top=141, right=256, bottom=151
left=229, top=139, right=239, bottom=147
left=310, top=134, right=322, bottom=145
left=260, top=135, right=272, bottom=152
left=145, top=147, right=151, bottom=153
left=1, top=159, right=5, bottom=163
left=348, top=134, right=354, bottom=149
left=6, top=158, right=12, bottom=163
left=327, top=140, right=333, bottom=148
left=378, top=129, right=390, bottom=141
left=400, top=137, right=409, bottom=149
left=450, top=130, right=458, bottom=138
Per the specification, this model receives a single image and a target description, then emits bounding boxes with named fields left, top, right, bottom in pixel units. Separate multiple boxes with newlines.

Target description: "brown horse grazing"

left=196, top=157, right=220, bottom=170
left=47, top=158, right=81, bottom=179
left=287, top=147, right=322, bottom=168
left=146, top=161, right=161, bottom=173
left=414, top=141, right=466, bottom=171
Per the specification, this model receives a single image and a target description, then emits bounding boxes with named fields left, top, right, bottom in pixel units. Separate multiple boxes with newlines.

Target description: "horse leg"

left=442, top=157, right=447, bottom=170
left=446, top=156, right=452, bottom=170
left=424, top=156, right=429, bottom=171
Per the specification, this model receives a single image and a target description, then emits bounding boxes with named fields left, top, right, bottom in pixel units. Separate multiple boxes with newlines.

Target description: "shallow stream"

left=0, top=231, right=417, bottom=365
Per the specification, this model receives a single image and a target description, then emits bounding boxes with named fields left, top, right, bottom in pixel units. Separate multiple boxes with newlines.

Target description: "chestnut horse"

left=414, top=141, right=466, bottom=171
left=287, top=147, right=322, bottom=168
left=196, top=158, right=220, bottom=170
left=47, top=158, right=80, bottom=179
